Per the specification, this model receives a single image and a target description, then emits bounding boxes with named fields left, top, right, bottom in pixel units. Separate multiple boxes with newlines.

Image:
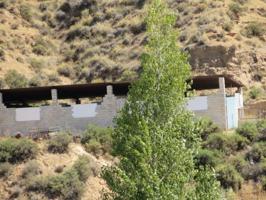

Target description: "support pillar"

left=106, top=85, right=113, bottom=96
left=219, top=77, right=226, bottom=95
left=0, top=92, right=6, bottom=109
left=51, top=89, right=58, bottom=105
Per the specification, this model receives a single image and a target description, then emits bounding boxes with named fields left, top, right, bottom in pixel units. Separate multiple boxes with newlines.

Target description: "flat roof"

left=0, top=75, right=243, bottom=104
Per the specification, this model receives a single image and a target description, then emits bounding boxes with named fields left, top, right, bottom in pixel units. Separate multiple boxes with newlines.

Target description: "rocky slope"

left=0, top=0, right=265, bottom=94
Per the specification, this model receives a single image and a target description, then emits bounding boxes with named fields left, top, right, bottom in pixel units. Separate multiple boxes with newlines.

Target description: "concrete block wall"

left=0, top=86, right=125, bottom=136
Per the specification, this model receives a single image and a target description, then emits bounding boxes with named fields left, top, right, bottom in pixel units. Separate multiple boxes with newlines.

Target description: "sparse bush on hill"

left=20, top=4, right=32, bottom=22
left=57, top=66, right=72, bottom=77
left=0, top=48, right=5, bottom=60
left=228, top=3, right=243, bottom=19
left=244, top=22, right=265, bottom=38
left=0, top=0, right=9, bottom=8
left=230, top=156, right=247, bottom=174
left=236, top=122, right=258, bottom=142
left=262, top=176, right=266, bottom=191
left=0, top=138, right=38, bottom=163
left=48, top=133, right=72, bottom=154
left=21, top=160, right=41, bottom=179
left=81, top=125, right=112, bottom=156
left=0, top=78, right=5, bottom=89
left=216, top=164, right=243, bottom=191
left=27, top=156, right=91, bottom=200
left=4, top=70, right=28, bottom=89
left=249, top=86, right=263, bottom=99
left=32, top=38, right=53, bottom=56
left=29, top=58, right=45, bottom=72
left=0, top=162, right=12, bottom=178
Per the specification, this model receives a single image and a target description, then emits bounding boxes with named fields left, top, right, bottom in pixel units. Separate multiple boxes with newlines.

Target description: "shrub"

left=72, top=156, right=91, bottom=182
left=21, top=160, right=41, bottom=179
left=228, top=3, right=243, bottom=19
left=249, top=87, right=263, bottom=99
left=4, top=70, right=28, bottom=88
left=230, top=156, right=247, bottom=174
left=236, top=122, right=258, bottom=142
left=216, top=164, right=243, bottom=191
left=32, top=38, right=52, bottom=56
left=245, top=23, right=264, bottom=38
left=48, top=133, right=72, bottom=154
left=57, top=66, right=72, bottom=77
left=0, top=0, right=9, bottom=8
left=27, top=157, right=90, bottom=199
left=0, top=78, right=5, bottom=89
left=0, top=162, right=12, bottom=178
left=198, top=118, right=220, bottom=141
left=262, top=176, right=266, bottom=191
left=257, top=119, right=266, bottom=134
left=47, top=73, right=60, bottom=83
left=0, top=138, right=38, bottom=163
left=29, top=58, right=45, bottom=72
left=241, top=164, right=263, bottom=181
left=81, top=125, right=113, bottom=155
left=205, top=133, right=248, bottom=155
left=246, top=142, right=266, bottom=163
left=20, top=4, right=32, bottom=22
left=0, top=48, right=5, bottom=60
left=195, top=149, right=223, bottom=168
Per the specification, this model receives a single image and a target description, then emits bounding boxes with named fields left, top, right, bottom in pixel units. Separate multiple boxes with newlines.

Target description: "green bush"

left=198, top=118, right=220, bottom=140
left=216, top=164, right=243, bottom=191
left=257, top=120, right=266, bottom=141
left=21, top=160, right=41, bottom=179
left=81, top=125, right=113, bottom=155
left=262, top=176, right=266, bottom=191
left=195, top=149, right=223, bottom=168
left=20, top=4, right=32, bottom=22
left=32, top=38, right=52, bottom=56
left=229, top=3, right=243, bottom=15
left=57, top=66, right=72, bottom=77
left=236, top=122, right=258, bottom=142
left=0, top=138, right=38, bottom=163
left=245, top=23, right=264, bottom=38
left=4, top=70, right=28, bottom=89
left=249, top=87, right=263, bottom=99
left=246, top=142, right=266, bottom=163
left=48, top=133, right=72, bottom=154
left=27, top=156, right=90, bottom=200
left=230, top=156, right=247, bottom=174
left=70, top=156, right=91, bottom=182
left=205, top=133, right=248, bottom=155
left=0, top=162, right=12, bottom=178
left=29, top=58, right=45, bottom=72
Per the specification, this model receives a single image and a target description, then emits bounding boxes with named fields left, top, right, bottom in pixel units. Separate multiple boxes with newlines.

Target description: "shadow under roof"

left=0, top=75, right=243, bottom=103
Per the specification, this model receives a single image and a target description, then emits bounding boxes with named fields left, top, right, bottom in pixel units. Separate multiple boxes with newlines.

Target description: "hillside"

left=0, top=0, right=265, bottom=96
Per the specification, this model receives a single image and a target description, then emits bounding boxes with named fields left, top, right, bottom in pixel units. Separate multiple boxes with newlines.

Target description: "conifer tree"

left=102, top=0, right=221, bottom=199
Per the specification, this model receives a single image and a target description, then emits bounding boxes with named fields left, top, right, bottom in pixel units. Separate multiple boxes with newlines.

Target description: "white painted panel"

left=186, top=96, right=208, bottom=111
left=72, top=103, right=98, bottom=118
left=235, top=93, right=243, bottom=108
left=16, top=108, right=40, bottom=121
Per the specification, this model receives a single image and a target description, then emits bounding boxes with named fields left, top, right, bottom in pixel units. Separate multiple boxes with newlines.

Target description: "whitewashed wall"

left=16, top=108, right=41, bottom=122
left=72, top=104, right=98, bottom=118
left=186, top=96, right=208, bottom=111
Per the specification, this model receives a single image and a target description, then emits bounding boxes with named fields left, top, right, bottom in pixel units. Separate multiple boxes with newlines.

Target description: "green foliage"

left=262, top=176, right=266, bottom=191
left=216, top=164, right=243, bottom=191
left=101, top=0, right=220, bottom=199
left=228, top=3, right=243, bottom=19
left=0, top=138, right=38, bottom=163
left=20, top=4, right=32, bottom=22
left=48, top=133, right=72, bottom=154
left=57, top=66, right=72, bottom=77
left=32, top=38, right=53, bottom=56
left=236, top=122, right=258, bottom=142
left=72, top=155, right=91, bottom=182
left=4, top=69, right=28, bottom=89
left=198, top=118, right=220, bottom=140
left=245, top=23, right=265, bottom=38
left=205, top=133, right=248, bottom=155
left=230, top=156, right=247, bottom=174
left=81, top=125, right=112, bottom=155
left=246, top=142, right=266, bottom=163
left=29, top=58, right=45, bottom=72
left=27, top=156, right=90, bottom=200
left=195, top=149, right=223, bottom=168
left=0, top=162, right=12, bottom=178
left=249, top=86, right=263, bottom=99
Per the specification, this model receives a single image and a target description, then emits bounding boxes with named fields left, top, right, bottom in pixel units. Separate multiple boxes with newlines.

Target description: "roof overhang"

left=0, top=75, right=243, bottom=104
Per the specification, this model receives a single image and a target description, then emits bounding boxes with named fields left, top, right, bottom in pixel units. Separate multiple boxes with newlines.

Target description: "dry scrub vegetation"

left=0, top=0, right=265, bottom=94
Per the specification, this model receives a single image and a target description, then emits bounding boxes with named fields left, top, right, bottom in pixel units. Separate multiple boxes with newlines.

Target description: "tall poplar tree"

left=102, top=0, right=221, bottom=199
